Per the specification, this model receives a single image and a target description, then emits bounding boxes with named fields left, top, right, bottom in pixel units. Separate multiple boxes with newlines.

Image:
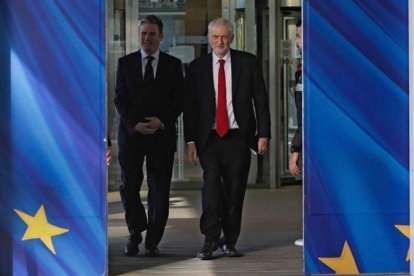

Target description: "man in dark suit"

left=114, top=15, right=184, bottom=257
left=184, top=18, right=271, bottom=260
left=289, top=19, right=303, bottom=177
left=289, top=19, right=304, bottom=247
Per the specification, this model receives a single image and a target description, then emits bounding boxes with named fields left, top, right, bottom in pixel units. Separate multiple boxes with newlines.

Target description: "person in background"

left=184, top=18, right=271, bottom=260
left=114, top=15, right=184, bottom=257
left=107, top=134, right=112, bottom=166
left=289, top=19, right=302, bottom=176
left=289, top=19, right=304, bottom=247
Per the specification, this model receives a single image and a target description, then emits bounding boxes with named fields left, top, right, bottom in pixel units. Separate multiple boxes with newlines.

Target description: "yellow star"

left=395, top=225, right=410, bottom=261
left=14, top=205, right=69, bottom=255
left=319, top=241, right=359, bottom=274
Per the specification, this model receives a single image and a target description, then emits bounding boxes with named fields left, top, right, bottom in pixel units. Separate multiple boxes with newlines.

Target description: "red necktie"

left=216, top=59, right=228, bottom=137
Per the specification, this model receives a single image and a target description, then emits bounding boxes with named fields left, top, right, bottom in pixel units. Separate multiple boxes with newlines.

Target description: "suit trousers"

left=118, top=131, right=175, bottom=247
left=198, top=130, right=251, bottom=245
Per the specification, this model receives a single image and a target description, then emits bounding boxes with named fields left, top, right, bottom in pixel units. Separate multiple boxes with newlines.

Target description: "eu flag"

left=0, top=1, right=106, bottom=274
left=304, top=0, right=409, bottom=274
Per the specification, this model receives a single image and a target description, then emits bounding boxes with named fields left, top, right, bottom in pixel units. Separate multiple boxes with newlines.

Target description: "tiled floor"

left=107, top=185, right=304, bottom=275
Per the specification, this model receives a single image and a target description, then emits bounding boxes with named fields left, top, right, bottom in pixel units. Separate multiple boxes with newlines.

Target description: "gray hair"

left=208, top=18, right=234, bottom=37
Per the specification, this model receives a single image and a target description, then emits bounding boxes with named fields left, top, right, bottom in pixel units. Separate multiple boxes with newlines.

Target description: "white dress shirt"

left=212, top=51, right=239, bottom=130
left=141, top=49, right=160, bottom=79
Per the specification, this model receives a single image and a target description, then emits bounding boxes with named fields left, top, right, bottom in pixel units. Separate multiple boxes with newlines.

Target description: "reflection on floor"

left=108, top=185, right=303, bottom=275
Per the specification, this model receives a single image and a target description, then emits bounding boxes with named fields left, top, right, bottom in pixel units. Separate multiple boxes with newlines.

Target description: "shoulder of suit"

left=189, top=53, right=211, bottom=66
left=230, top=49, right=257, bottom=61
left=119, top=51, right=140, bottom=62
left=159, top=51, right=182, bottom=64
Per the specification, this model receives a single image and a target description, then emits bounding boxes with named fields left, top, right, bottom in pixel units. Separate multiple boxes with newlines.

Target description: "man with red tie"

left=184, top=18, right=271, bottom=260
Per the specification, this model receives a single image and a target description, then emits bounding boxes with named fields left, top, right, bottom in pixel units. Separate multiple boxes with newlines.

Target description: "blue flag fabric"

left=0, top=1, right=106, bottom=274
left=304, top=0, right=409, bottom=274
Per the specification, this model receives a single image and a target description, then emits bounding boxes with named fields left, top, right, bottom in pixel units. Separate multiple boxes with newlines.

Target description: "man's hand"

left=144, top=116, right=162, bottom=129
left=185, top=143, right=198, bottom=165
left=257, top=138, right=268, bottom=155
left=289, top=151, right=301, bottom=175
left=134, top=116, right=162, bottom=135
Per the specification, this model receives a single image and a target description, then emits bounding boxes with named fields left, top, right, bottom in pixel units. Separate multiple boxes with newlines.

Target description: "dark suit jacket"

left=291, top=67, right=302, bottom=152
left=114, top=50, right=184, bottom=145
left=184, top=49, right=271, bottom=152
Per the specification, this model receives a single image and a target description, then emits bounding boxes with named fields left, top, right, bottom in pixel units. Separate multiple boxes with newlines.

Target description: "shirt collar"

left=213, top=50, right=231, bottom=64
left=141, top=49, right=160, bottom=61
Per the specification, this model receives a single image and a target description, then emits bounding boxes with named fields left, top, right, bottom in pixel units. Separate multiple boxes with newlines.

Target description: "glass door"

left=107, top=0, right=224, bottom=189
left=281, top=14, right=301, bottom=179
left=107, top=0, right=127, bottom=191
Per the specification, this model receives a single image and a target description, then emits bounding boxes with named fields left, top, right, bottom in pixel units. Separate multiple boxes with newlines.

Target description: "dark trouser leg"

left=220, top=137, right=251, bottom=245
left=144, top=136, right=176, bottom=247
left=118, top=144, right=147, bottom=237
left=198, top=131, right=250, bottom=243
left=199, top=131, right=251, bottom=245
left=199, top=141, right=224, bottom=242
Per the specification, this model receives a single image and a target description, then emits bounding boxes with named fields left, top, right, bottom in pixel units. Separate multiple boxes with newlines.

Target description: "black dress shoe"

left=124, top=234, right=142, bottom=256
left=221, top=244, right=243, bottom=257
left=145, top=246, right=160, bottom=257
left=197, top=241, right=219, bottom=260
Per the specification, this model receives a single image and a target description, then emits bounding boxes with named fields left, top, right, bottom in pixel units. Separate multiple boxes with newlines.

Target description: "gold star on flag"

left=14, top=205, right=69, bottom=255
left=319, top=241, right=359, bottom=274
left=395, top=225, right=410, bottom=261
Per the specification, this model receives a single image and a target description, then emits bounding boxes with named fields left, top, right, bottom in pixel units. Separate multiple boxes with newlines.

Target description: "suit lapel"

left=206, top=53, right=215, bottom=95
left=230, top=49, right=240, bottom=101
left=125, top=51, right=143, bottom=93
left=137, top=50, right=143, bottom=81
left=206, top=54, right=217, bottom=112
